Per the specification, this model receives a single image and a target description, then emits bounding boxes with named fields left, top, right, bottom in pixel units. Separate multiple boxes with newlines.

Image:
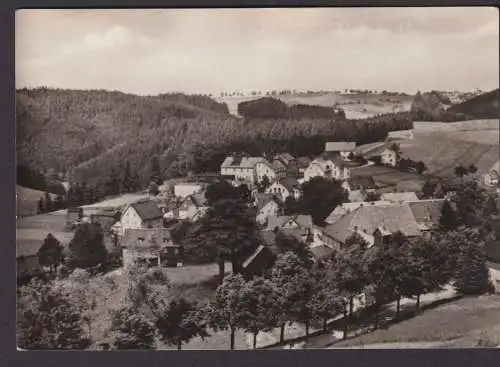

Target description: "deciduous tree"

left=67, top=222, right=108, bottom=269
left=37, top=233, right=64, bottom=275
left=17, top=279, right=88, bottom=349
left=299, top=177, right=348, bottom=225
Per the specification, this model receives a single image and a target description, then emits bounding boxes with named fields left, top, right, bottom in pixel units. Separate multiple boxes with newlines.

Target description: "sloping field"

left=400, top=120, right=499, bottom=179
left=330, top=295, right=500, bottom=348
left=16, top=185, right=57, bottom=217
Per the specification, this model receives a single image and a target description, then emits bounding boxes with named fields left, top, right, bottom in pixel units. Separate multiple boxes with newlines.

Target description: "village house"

left=266, top=177, right=301, bottom=202
left=164, top=192, right=209, bottom=222
left=254, top=193, right=280, bottom=226
left=90, top=208, right=121, bottom=233
left=317, top=203, right=422, bottom=249
left=342, top=175, right=378, bottom=192
left=273, top=152, right=298, bottom=177
left=303, top=153, right=355, bottom=182
left=265, top=214, right=315, bottom=244
left=481, top=161, right=499, bottom=188
left=324, top=141, right=357, bottom=160
left=220, top=154, right=266, bottom=184
left=296, top=157, right=312, bottom=178
left=120, top=200, right=164, bottom=234
left=173, top=182, right=206, bottom=199
left=357, top=143, right=399, bottom=167
left=380, top=147, right=398, bottom=167
left=406, top=199, right=446, bottom=231
left=255, top=160, right=285, bottom=184
left=121, top=228, right=182, bottom=268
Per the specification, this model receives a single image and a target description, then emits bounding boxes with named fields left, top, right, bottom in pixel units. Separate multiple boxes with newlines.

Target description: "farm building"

left=241, top=245, right=276, bottom=277
left=90, top=208, right=120, bottom=232
left=121, top=228, right=182, bottom=268
left=120, top=200, right=164, bottom=234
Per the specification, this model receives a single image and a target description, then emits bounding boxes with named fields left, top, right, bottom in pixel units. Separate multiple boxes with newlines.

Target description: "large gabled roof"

left=128, top=201, right=164, bottom=221
left=322, top=203, right=421, bottom=243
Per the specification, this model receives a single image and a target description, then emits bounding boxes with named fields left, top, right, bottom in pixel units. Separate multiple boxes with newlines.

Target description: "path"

left=250, top=285, right=456, bottom=349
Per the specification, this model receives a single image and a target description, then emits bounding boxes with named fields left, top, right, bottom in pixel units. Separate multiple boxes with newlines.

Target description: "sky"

left=15, top=7, right=499, bottom=95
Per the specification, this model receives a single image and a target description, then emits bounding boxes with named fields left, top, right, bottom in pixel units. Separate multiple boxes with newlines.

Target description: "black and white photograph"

left=15, top=7, right=500, bottom=350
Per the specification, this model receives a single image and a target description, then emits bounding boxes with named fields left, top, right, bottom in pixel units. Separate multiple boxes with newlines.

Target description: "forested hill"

left=16, top=88, right=412, bottom=189
left=447, top=88, right=499, bottom=119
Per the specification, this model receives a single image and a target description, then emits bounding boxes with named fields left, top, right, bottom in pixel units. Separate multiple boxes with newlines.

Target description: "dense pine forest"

left=17, top=87, right=465, bottom=190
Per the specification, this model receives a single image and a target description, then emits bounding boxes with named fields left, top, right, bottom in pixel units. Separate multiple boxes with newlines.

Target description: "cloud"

left=15, top=8, right=499, bottom=94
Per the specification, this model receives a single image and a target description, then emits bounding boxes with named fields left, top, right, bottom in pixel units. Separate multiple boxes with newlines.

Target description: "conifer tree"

left=439, top=200, right=459, bottom=231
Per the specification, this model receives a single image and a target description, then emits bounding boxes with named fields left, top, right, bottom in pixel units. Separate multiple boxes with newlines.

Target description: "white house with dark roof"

left=255, top=160, right=285, bottom=183
left=254, top=193, right=280, bottom=226
left=220, top=155, right=266, bottom=184
left=266, top=177, right=301, bottom=201
left=120, top=200, right=164, bottom=234
left=325, top=141, right=357, bottom=160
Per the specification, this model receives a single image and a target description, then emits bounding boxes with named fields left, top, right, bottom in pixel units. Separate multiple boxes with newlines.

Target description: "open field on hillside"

left=16, top=185, right=57, bottom=217
left=329, top=295, right=500, bottom=349
left=399, top=119, right=499, bottom=179
left=219, top=92, right=413, bottom=118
